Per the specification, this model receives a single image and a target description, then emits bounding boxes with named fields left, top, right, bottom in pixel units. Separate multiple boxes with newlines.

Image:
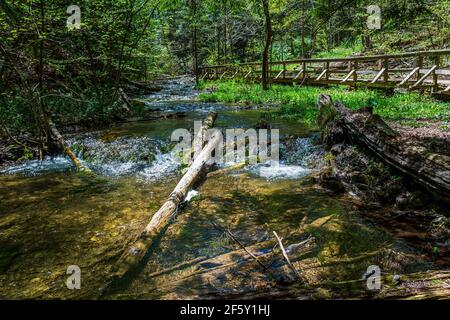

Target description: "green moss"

left=17, top=147, right=34, bottom=162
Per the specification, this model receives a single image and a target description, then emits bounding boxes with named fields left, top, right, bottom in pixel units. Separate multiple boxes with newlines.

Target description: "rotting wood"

left=318, top=94, right=450, bottom=201
left=110, top=112, right=220, bottom=283
left=146, top=256, right=209, bottom=279
left=145, top=237, right=316, bottom=298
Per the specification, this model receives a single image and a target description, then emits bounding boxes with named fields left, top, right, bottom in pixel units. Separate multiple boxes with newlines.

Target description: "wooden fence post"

left=433, top=55, right=440, bottom=91
left=416, top=55, right=423, bottom=81
left=383, top=58, right=389, bottom=83
left=303, top=61, right=307, bottom=82
left=353, top=61, right=358, bottom=84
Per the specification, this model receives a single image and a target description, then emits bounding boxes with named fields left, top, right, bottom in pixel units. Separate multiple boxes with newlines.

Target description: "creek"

left=0, top=78, right=438, bottom=299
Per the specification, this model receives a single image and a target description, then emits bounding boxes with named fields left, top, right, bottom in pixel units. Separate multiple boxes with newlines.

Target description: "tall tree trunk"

left=190, top=0, right=199, bottom=83
left=115, top=0, right=136, bottom=88
left=300, top=0, right=306, bottom=57
left=262, top=0, right=272, bottom=90
left=37, top=0, right=50, bottom=151
left=362, top=32, right=372, bottom=52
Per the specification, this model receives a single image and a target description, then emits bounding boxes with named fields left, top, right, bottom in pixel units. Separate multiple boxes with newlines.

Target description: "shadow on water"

left=108, top=172, right=402, bottom=300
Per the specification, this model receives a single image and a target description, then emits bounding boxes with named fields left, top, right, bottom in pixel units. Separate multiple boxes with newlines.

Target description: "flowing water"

left=0, top=79, right=440, bottom=299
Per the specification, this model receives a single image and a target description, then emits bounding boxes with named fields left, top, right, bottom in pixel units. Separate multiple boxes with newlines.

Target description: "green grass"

left=313, top=41, right=364, bottom=59
left=198, top=81, right=450, bottom=124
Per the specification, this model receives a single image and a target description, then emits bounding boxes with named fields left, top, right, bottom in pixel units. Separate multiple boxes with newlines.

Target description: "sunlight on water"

left=138, top=152, right=179, bottom=182
left=254, top=162, right=311, bottom=180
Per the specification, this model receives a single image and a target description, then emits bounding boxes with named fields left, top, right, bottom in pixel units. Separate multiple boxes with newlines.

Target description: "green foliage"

left=313, top=41, right=364, bottom=59
left=199, top=81, right=450, bottom=124
left=1, top=0, right=449, bottom=138
left=0, top=0, right=165, bottom=134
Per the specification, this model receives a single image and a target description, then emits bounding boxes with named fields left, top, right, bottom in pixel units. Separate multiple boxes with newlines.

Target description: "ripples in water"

left=0, top=156, right=73, bottom=176
left=1, top=133, right=323, bottom=183
left=245, top=137, right=325, bottom=180
left=1, top=135, right=180, bottom=180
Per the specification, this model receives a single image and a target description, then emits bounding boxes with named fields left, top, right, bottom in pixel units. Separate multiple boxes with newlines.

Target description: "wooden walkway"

left=199, top=49, right=450, bottom=95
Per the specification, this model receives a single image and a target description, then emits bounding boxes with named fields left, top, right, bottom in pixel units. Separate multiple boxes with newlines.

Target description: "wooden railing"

left=199, top=49, right=450, bottom=94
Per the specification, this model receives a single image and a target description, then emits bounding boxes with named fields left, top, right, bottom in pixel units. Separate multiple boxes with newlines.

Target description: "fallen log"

left=318, top=94, right=450, bottom=201
left=144, top=237, right=315, bottom=299
left=111, top=112, right=219, bottom=282
left=192, top=112, right=218, bottom=161
left=207, top=270, right=450, bottom=300
left=375, top=270, right=450, bottom=300
left=49, top=121, right=91, bottom=173
left=211, top=222, right=270, bottom=271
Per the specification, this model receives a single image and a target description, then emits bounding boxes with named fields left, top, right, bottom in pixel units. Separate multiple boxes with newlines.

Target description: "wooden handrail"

left=199, top=49, right=450, bottom=95
left=200, top=49, right=450, bottom=69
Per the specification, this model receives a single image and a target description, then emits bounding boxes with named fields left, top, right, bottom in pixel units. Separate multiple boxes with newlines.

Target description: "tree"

left=261, top=0, right=272, bottom=90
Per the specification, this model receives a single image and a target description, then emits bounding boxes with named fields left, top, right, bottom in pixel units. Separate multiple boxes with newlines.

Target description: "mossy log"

left=111, top=112, right=218, bottom=282
left=318, top=94, right=450, bottom=201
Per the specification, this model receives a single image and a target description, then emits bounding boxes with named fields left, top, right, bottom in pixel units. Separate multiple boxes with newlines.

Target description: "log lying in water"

left=49, top=121, right=91, bottom=173
left=111, top=112, right=219, bottom=282
left=318, top=94, right=450, bottom=201
left=209, top=270, right=450, bottom=300
left=146, top=236, right=316, bottom=299
left=375, top=270, right=450, bottom=300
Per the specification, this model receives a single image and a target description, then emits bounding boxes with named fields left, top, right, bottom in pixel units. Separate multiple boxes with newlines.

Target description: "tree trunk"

left=49, top=121, right=91, bottom=173
left=262, top=0, right=272, bottom=90
left=111, top=112, right=219, bottom=283
left=363, top=33, right=372, bottom=52
left=190, top=0, right=199, bottom=83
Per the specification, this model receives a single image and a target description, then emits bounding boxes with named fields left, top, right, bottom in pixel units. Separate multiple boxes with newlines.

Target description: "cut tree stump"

left=318, top=94, right=450, bottom=201
left=111, top=112, right=219, bottom=283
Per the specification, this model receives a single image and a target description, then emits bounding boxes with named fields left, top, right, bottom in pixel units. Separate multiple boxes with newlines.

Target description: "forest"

left=0, top=0, right=449, bottom=302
